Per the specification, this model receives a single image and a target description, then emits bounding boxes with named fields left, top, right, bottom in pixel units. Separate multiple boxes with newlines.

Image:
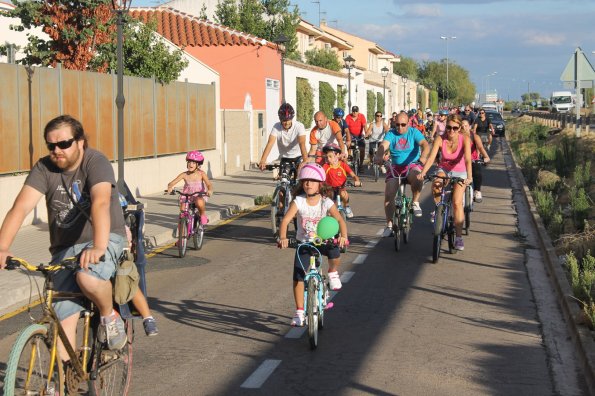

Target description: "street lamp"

left=344, top=55, right=355, bottom=111
left=402, top=76, right=408, bottom=111
left=440, top=35, right=456, bottom=107
left=483, top=72, right=497, bottom=101
left=111, top=0, right=133, bottom=188
left=381, top=66, right=389, bottom=116
left=274, top=33, right=288, bottom=103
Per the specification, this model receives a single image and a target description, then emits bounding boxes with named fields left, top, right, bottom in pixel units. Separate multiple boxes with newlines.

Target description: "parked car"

left=484, top=110, right=505, bottom=136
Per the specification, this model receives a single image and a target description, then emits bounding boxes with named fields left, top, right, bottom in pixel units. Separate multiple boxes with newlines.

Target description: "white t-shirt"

left=294, top=195, right=334, bottom=241
left=269, top=121, right=307, bottom=158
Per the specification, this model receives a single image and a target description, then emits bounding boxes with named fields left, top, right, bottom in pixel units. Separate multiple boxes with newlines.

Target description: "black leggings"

left=472, top=161, right=483, bottom=191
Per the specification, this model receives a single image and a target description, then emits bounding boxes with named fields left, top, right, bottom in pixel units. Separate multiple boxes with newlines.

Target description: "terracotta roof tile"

left=129, top=7, right=276, bottom=49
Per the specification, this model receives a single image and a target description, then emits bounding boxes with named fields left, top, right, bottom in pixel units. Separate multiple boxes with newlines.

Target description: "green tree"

left=392, top=56, right=418, bottom=80
left=367, top=90, right=376, bottom=120
left=376, top=92, right=384, bottom=115
left=418, top=60, right=475, bottom=105
left=304, top=48, right=341, bottom=71
left=296, top=77, right=314, bottom=127
left=337, top=85, right=346, bottom=111
left=319, top=82, right=336, bottom=119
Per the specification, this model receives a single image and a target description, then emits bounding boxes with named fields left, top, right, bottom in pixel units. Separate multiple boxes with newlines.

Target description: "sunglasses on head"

left=46, top=138, right=76, bottom=151
left=445, top=125, right=460, bottom=131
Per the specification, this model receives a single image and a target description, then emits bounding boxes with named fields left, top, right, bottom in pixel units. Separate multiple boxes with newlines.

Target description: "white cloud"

left=402, top=5, right=442, bottom=17
left=359, top=23, right=406, bottom=41
left=520, top=31, right=566, bottom=46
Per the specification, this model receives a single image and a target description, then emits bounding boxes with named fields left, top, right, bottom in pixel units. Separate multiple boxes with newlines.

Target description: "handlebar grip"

left=287, top=238, right=297, bottom=248
left=5, top=256, right=20, bottom=270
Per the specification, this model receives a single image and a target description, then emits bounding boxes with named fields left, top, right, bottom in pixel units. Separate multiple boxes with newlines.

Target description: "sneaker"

left=454, top=237, right=464, bottom=251
left=143, top=317, right=159, bottom=336
left=430, top=211, right=435, bottom=223
left=101, top=312, right=127, bottom=350
left=290, top=309, right=305, bottom=327
left=382, top=224, right=393, bottom=237
left=328, top=271, right=342, bottom=291
left=345, top=206, right=354, bottom=218
left=200, top=214, right=209, bottom=224
left=412, top=202, right=422, bottom=217
left=474, top=191, right=483, bottom=203
left=381, top=165, right=387, bottom=174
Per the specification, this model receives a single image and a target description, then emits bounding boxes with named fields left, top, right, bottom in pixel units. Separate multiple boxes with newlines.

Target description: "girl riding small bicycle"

left=167, top=150, right=213, bottom=225
left=278, top=163, right=348, bottom=327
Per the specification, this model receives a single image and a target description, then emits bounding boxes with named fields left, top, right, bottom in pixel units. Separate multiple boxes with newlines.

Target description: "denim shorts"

left=51, top=233, right=125, bottom=321
left=436, top=168, right=468, bottom=180
left=293, top=244, right=340, bottom=282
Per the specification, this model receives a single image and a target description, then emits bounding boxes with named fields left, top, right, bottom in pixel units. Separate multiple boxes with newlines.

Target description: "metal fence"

left=0, top=63, right=216, bottom=175
left=525, top=111, right=593, bottom=135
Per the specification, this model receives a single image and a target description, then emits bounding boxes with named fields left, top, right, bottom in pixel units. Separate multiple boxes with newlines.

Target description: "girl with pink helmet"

left=167, top=150, right=213, bottom=225
left=278, top=163, right=348, bottom=327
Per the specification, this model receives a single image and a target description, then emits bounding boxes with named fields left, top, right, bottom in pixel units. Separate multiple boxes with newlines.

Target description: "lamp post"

left=402, top=76, right=408, bottom=111
left=483, top=72, right=497, bottom=102
left=274, top=33, right=288, bottom=103
left=111, top=0, right=132, bottom=188
left=344, top=55, right=355, bottom=111
left=381, top=66, right=389, bottom=116
left=440, top=35, right=456, bottom=107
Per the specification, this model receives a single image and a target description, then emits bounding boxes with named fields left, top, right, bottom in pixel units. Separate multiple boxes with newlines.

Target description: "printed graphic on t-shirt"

left=53, top=179, right=90, bottom=228
left=394, top=137, right=410, bottom=150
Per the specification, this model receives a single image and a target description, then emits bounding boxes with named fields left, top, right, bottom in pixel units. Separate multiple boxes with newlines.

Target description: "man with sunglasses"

left=0, top=114, right=129, bottom=360
left=472, top=109, right=495, bottom=150
left=374, top=112, right=430, bottom=237
left=344, top=106, right=367, bottom=172
left=461, top=104, right=476, bottom=124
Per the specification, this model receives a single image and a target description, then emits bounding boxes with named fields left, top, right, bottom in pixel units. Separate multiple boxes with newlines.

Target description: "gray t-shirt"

left=25, top=148, right=126, bottom=255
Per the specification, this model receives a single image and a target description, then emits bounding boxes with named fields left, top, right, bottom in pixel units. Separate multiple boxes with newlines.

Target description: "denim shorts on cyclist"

left=51, top=232, right=126, bottom=321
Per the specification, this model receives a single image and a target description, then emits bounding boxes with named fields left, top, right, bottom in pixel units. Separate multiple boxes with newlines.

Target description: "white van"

left=481, top=103, right=498, bottom=111
left=549, top=91, right=573, bottom=113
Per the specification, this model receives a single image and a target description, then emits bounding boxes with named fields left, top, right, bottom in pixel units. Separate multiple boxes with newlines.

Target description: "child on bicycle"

left=278, top=163, right=348, bottom=326
left=321, top=143, right=361, bottom=218
left=167, top=150, right=213, bottom=225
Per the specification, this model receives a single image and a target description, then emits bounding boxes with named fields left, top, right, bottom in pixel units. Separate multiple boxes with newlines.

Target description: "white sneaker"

left=382, top=224, right=393, bottom=237
left=412, top=202, right=422, bottom=217
left=381, top=165, right=387, bottom=174
left=474, top=191, right=483, bottom=203
left=290, top=309, right=305, bottom=326
left=328, top=271, right=342, bottom=290
left=430, top=211, right=435, bottom=223
left=345, top=206, right=354, bottom=218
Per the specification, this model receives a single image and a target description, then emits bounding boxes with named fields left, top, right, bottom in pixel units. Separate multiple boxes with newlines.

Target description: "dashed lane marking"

left=376, top=228, right=384, bottom=236
left=340, top=271, right=355, bottom=283
left=352, top=254, right=367, bottom=265
left=365, top=239, right=379, bottom=248
left=240, top=359, right=282, bottom=389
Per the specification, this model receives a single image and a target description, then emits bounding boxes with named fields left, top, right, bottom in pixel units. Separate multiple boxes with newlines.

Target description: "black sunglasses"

left=46, top=138, right=76, bottom=151
left=445, top=125, right=460, bottom=131
left=396, top=123, right=408, bottom=127
left=375, top=114, right=382, bottom=117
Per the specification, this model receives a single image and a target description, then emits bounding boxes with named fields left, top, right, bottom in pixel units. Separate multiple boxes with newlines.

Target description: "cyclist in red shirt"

left=322, top=144, right=361, bottom=218
left=344, top=106, right=367, bottom=171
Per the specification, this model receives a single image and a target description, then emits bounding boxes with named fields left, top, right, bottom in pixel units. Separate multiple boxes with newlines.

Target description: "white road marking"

left=352, top=254, right=367, bottom=265
left=340, top=271, right=355, bottom=283
left=376, top=228, right=384, bottom=236
left=365, top=239, right=379, bottom=248
left=240, top=359, right=282, bottom=388
left=285, top=326, right=306, bottom=338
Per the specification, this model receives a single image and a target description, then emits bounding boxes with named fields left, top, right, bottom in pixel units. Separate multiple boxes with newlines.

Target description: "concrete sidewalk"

left=0, top=169, right=274, bottom=316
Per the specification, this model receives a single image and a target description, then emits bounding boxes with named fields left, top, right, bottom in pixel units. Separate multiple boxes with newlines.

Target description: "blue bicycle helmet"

left=333, top=108, right=345, bottom=118
left=438, top=109, right=449, bottom=116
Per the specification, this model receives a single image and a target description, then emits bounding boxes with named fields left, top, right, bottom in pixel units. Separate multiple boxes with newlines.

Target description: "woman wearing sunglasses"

left=418, top=114, right=472, bottom=251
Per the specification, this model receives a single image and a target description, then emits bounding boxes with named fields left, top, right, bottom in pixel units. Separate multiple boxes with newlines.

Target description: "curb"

left=505, top=136, right=595, bottom=394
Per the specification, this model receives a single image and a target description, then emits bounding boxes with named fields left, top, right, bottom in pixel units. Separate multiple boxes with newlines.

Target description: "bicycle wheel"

left=4, top=324, right=64, bottom=396
left=89, top=320, right=133, bottom=396
left=373, top=164, right=379, bottom=182
left=177, top=217, right=188, bottom=258
left=393, top=208, right=402, bottom=252
left=319, top=281, right=326, bottom=330
left=193, top=215, right=204, bottom=250
left=464, top=187, right=472, bottom=235
left=447, top=218, right=456, bottom=254
left=307, top=278, right=319, bottom=350
left=270, top=189, right=281, bottom=236
left=432, top=206, right=445, bottom=263
left=352, top=150, right=359, bottom=176
left=402, top=204, right=411, bottom=245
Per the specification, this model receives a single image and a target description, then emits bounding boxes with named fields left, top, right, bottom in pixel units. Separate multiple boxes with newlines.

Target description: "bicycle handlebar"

left=427, top=174, right=466, bottom=185
left=4, top=255, right=104, bottom=272
left=472, top=159, right=487, bottom=166
left=165, top=189, right=208, bottom=198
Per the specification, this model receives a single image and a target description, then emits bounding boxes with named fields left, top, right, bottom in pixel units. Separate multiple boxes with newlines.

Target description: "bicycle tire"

left=352, top=150, right=359, bottom=176
left=432, top=205, right=445, bottom=263
left=447, top=218, right=456, bottom=254
left=178, top=217, right=188, bottom=258
left=373, top=164, right=379, bottom=182
left=193, top=219, right=204, bottom=250
left=307, top=278, right=319, bottom=350
left=402, top=206, right=411, bottom=245
left=464, top=186, right=472, bottom=235
left=89, top=320, right=133, bottom=396
left=319, top=281, right=326, bottom=330
left=4, top=324, right=64, bottom=396
left=393, top=209, right=402, bottom=252
left=270, top=189, right=282, bottom=236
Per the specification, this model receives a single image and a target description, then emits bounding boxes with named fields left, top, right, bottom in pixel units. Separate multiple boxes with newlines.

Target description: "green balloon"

left=317, top=216, right=339, bottom=240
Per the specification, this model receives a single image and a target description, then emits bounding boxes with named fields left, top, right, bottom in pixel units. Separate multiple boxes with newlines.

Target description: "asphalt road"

left=0, top=140, right=587, bottom=395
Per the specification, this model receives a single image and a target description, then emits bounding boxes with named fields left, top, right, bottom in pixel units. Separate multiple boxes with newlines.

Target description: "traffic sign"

left=560, top=47, right=595, bottom=82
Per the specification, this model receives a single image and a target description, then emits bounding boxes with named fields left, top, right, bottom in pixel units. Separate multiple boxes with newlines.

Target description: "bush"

left=304, top=48, right=342, bottom=72
left=336, top=85, right=346, bottom=111
left=429, top=90, right=438, bottom=112
left=536, top=170, right=561, bottom=192
left=319, top=82, right=336, bottom=120
left=296, top=78, right=314, bottom=128
left=570, top=187, right=591, bottom=231
left=367, top=90, right=376, bottom=121
left=566, top=250, right=595, bottom=329
left=554, top=137, right=577, bottom=178
left=574, top=161, right=592, bottom=190
left=377, top=92, right=385, bottom=115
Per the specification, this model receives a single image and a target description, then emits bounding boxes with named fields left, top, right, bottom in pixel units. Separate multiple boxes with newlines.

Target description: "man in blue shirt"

left=374, top=113, right=430, bottom=237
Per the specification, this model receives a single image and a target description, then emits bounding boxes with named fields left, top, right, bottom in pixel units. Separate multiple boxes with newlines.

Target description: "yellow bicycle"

left=3, top=256, right=134, bottom=396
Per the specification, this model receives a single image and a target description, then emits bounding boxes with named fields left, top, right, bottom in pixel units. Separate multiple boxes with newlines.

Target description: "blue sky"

left=294, top=0, right=595, bottom=102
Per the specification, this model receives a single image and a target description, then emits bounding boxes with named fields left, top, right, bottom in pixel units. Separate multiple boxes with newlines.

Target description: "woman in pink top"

left=418, top=114, right=472, bottom=250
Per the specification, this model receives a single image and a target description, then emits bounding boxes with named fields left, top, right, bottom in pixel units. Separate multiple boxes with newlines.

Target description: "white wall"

left=0, top=2, right=49, bottom=64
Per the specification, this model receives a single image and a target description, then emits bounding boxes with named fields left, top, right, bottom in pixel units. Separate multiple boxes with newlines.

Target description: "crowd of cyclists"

left=259, top=102, right=494, bottom=325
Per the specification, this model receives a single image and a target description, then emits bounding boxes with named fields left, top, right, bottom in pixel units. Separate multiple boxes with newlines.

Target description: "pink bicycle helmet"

left=186, top=150, right=204, bottom=163
left=298, top=163, right=326, bottom=182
